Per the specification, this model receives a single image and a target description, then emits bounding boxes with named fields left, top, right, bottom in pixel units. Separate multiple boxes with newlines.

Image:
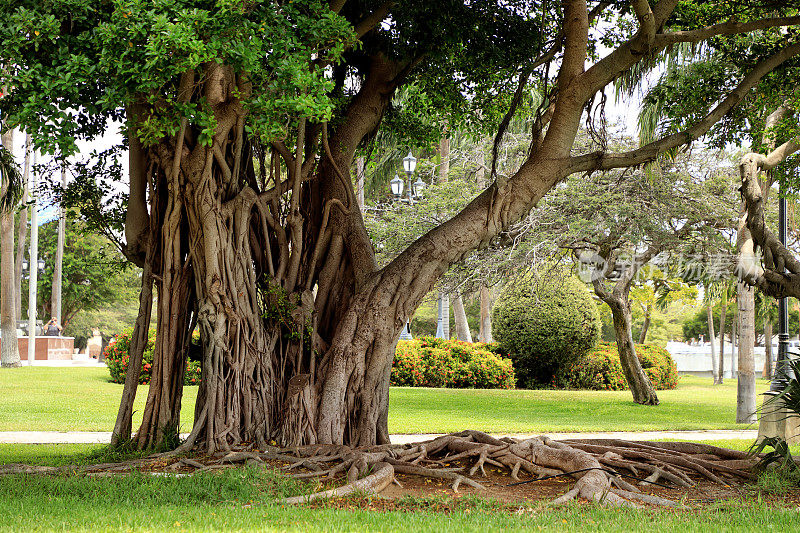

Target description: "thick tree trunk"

left=717, top=291, right=727, bottom=385
left=599, top=292, right=658, bottom=405
left=638, top=304, right=651, bottom=344
left=764, top=318, right=773, bottom=379
left=736, top=282, right=757, bottom=423
left=0, top=130, right=20, bottom=368
left=708, top=303, right=718, bottom=383
left=479, top=284, right=492, bottom=343
left=452, top=294, right=472, bottom=343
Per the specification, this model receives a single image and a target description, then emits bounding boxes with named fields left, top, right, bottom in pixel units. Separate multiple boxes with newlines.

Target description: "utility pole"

left=51, top=165, right=66, bottom=324
left=27, top=150, right=38, bottom=365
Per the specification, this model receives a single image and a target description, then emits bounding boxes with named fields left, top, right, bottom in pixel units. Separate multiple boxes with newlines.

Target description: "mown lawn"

left=0, top=444, right=797, bottom=532
left=0, top=368, right=768, bottom=433
left=0, top=367, right=198, bottom=432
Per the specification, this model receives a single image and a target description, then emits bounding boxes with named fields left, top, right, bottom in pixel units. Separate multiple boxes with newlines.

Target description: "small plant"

left=750, top=357, right=800, bottom=486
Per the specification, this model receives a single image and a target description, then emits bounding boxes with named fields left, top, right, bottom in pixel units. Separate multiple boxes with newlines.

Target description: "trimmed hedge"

left=104, top=329, right=202, bottom=386
left=391, top=337, right=515, bottom=389
left=492, top=272, right=601, bottom=387
left=553, top=342, right=678, bottom=391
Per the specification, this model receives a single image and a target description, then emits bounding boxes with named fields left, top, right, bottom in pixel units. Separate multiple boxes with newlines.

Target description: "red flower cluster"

left=104, top=329, right=202, bottom=386
left=391, top=337, right=515, bottom=390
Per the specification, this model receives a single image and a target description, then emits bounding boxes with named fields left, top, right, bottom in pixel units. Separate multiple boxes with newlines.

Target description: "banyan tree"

left=2, top=1, right=800, bottom=457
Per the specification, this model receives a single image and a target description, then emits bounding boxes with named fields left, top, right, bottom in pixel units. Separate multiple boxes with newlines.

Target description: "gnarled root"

left=279, top=462, right=394, bottom=504
left=0, top=432, right=757, bottom=507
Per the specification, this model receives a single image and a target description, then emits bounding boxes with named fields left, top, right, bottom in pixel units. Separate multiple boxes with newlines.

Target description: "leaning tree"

left=2, top=1, right=800, bottom=455
left=527, top=149, right=736, bottom=404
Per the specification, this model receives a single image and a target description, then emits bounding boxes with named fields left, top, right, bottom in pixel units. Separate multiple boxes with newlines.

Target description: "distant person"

left=45, top=317, right=62, bottom=337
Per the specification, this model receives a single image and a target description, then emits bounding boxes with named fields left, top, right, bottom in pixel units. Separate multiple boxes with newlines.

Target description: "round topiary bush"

left=553, top=342, right=678, bottom=391
left=492, top=272, right=601, bottom=387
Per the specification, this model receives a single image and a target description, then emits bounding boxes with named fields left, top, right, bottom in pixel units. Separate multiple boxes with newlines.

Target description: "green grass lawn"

left=388, top=375, right=769, bottom=433
left=0, top=368, right=768, bottom=433
left=0, top=367, right=197, bottom=432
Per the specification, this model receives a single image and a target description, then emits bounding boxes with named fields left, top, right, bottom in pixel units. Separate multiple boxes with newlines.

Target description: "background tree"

left=20, top=215, right=130, bottom=329
left=532, top=149, right=737, bottom=404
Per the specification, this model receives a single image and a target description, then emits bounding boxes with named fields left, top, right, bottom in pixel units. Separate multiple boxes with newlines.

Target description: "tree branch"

left=354, top=1, right=394, bottom=39
left=569, top=41, right=800, bottom=173
left=631, top=0, right=656, bottom=54
left=655, top=16, right=800, bottom=48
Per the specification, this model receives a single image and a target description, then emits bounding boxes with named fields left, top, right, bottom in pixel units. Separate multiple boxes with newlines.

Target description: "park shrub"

left=553, top=341, right=678, bottom=391
left=391, top=337, right=515, bottom=389
left=104, top=329, right=201, bottom=386
left=492, top=272, right=601, bottom=387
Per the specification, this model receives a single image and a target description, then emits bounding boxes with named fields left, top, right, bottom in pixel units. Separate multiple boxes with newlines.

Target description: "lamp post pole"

left=392, top=152, right=423, bottom=341
left=27, top=150, right=38, bottom=366
left=758, top=175, right=799, bottom=444
left=771, top=190, right=791, bottom=393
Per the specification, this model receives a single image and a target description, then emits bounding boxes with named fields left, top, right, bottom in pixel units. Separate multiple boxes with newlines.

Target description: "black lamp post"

left=391, top=152, right=425, bottom=204
left=769, top=187, right=792, bottom=395
left=390, top=152, right=425, bottom=340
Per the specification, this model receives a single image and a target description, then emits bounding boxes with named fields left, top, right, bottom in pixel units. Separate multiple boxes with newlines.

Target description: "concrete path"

left=0, top=429, right=758, bottom=445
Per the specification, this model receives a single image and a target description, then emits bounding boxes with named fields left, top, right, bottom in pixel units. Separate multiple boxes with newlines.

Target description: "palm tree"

left=0, top=137, right=24, bottom=368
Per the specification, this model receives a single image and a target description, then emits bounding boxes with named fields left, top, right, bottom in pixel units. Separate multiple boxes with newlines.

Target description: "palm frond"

left=0, top=145, right=23, bottom=212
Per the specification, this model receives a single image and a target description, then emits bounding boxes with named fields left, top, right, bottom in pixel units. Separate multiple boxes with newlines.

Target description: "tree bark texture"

left=638, top=303, right=651, bottom=344
left=452, top=294, right=472, bottom=343
left=736, top=281, right=757, bottom=424
left=707, top=303, right=718, bottom=383
left=717, top=291, right=727, bottom=385
left=605, top=295, right=659, bottom=405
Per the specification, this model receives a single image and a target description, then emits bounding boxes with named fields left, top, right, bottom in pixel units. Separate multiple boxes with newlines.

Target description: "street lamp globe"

left=412, top=177, right=426, bottom=198
left=390, top=173, right=404, bottom=197
left=402, top=151, right=417, bottom=174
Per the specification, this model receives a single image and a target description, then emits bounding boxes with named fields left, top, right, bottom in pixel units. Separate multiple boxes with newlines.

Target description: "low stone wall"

left=0, top=337, right=75, bottom=360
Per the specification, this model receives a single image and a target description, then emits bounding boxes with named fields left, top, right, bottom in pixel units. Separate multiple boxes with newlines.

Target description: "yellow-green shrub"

left=553, top=342, right=678, bottom=390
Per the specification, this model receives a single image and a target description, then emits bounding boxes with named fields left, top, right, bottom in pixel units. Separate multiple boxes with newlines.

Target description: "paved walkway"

left=0, top=429, right=758, bottom=445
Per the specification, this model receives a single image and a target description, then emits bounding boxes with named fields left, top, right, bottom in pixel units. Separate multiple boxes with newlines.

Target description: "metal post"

left=769, top=191, right=791, bottom=394
left=399, top=321, right=412, bottom=340
left=436, top=296, right=444, bottom=338
left=27, top=151, right=38, bottom=366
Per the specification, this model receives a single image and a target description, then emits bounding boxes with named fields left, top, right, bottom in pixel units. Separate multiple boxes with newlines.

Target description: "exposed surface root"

left=0, top=433, right=759, bottom=507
